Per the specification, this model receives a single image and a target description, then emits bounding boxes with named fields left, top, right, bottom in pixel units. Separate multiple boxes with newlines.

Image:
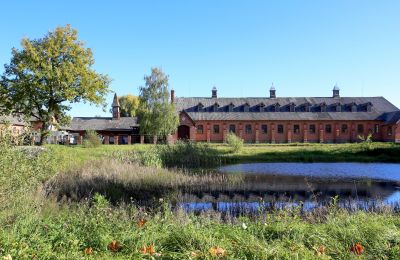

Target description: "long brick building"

left=171, top=86, right=400, bottom=143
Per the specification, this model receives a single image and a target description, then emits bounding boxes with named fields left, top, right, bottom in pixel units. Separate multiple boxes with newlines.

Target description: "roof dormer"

left=243, top=102, right=250, bottom=112
left=197, top=102, right=204, bottom=112
left=228, top=102, right=235, bottom=112
left=320, top=102, right=327, bottom=112
left=212, top=102, right=219, bottom=112
left=258, top=102, right=265, bottom=112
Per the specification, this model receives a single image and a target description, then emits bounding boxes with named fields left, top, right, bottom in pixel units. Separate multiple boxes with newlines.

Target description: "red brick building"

left=171, top=86, right=400, bottom=143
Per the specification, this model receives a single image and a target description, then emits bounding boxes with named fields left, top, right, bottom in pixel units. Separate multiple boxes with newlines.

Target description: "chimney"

left=270, top=83, right=276, bottom=98
left=170, top=89, right=175, bottom=104
left=112, top=93, right=120, bottom=120
left=212, top=86, right=217, bottom=98
left=333, top=84, right=340, bottom=98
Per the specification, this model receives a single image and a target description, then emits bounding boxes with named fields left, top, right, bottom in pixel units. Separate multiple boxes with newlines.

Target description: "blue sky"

left=1, top=1, right=399, bottom=116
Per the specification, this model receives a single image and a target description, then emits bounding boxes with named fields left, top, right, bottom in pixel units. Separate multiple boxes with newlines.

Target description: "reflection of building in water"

left=176, top=175, right=398, bottom=204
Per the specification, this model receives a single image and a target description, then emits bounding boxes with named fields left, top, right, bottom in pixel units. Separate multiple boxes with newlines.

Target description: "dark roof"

left=380, top=111, right=400, bottom=124
left=175, top=96, right=399, bottom=122
left=186, top=112, right=384, bottom=121
left=62, top=117, right=138, bottom=131
left=112, top=93, right=120, bottom=107
left=0, top=115, right=27, bottom=126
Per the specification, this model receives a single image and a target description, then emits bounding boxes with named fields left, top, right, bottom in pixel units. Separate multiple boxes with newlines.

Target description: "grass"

left=1, top=141, right=400, bottom=258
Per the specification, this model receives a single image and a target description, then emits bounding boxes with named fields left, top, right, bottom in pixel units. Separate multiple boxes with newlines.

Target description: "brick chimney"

left=171, top=89, right=175, bottom=103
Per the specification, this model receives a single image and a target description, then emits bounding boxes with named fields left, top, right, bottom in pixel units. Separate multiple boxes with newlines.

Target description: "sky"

left=1, top=0, right=399, bottom=117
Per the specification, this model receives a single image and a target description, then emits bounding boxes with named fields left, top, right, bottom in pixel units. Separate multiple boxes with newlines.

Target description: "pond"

left=177, top=163, right=400, bottom=214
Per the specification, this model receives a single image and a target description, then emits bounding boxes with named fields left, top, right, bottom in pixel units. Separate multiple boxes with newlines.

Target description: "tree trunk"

left=38, top=122, right=49, bottom=146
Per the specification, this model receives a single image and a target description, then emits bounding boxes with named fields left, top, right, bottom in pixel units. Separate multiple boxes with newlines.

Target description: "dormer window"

left=258, top=103, right=265, bottom=112
left=228, top=102, right=234, bottom=112
left=274, top=103, right=280, bottom=112
left=289, top=102, right=295, bottom=112
left=334, top=102, right=341, bottom=112
left=303, top=102, right=311, bottom=112
left=196, top=103, right=204, bottom=112
left=212, top=102, right=219, bottom=112
left=364, top=102, right=373, bottom=112
left=320, top=102, right=327, bottom=112
left=243, top=103, right=250, bottom=112
left=350, top=102, right=357, bottom=112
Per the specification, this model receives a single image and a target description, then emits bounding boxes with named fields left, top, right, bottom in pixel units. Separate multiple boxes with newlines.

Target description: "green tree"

left=119, top=94, right=140, bottom=117
left=138, top=68, right=179, bottom=142
left=0, top=25, right=111, bottom=145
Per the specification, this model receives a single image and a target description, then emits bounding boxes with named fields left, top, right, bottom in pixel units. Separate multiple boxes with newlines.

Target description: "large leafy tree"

left=0, top=25, right=111, bottom=144
left=138, top=68, right=179, bottom=142
left=119, top=94, right=140, bottom=117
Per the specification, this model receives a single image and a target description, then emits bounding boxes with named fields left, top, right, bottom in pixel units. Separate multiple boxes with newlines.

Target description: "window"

left=357, top=124, right=364, bottom=134
left=325, top=124, right=332, bottom=134
left=309, top=124, right=316, bottom=134
left=388, top=126, right=393, bottom=136
left=261, top=124, right=268, bottom=134
left=243, top=104, right=250, bottom=112
left=341, top=124, right=348, bottom=134
left=213, top=125, right=220, bottom=134
left=229, top=124, right=236, bottom=133
left=197, top=125, right=204, bottom=134
left=293, top=124, right=300, bottom=134
left=374, top=124, right=379, bottom=134
left=245, top=124, right=252, bottom=134
left=277, top=124, right=284, bottom=134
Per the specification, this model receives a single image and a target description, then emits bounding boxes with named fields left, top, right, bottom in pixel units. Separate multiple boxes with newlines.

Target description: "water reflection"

left=176, top=163, right=400, bottom=214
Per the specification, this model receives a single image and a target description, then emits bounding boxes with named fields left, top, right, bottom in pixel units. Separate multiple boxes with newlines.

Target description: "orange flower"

left=84, top=247, right=93, bottom=255
left=140, top=245, right=155, bottom=255
left=350, top=243, right=364, bottom=255
left=209, top=246, right=226, bottom=257
left=137, top=219, right=147, bottom=228
left=107, top=240, right=122, bottom=252
left=316, top=245, right=326, bottom=256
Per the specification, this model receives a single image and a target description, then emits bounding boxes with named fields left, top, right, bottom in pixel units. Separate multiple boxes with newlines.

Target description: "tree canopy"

left=0, top=25, right=111, bottom=144
left=119, top=94, right=140, bottom=117
left=138, top=68, right=179, bottom=141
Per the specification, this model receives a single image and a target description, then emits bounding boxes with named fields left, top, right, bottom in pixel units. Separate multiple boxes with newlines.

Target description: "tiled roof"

left=0, top=115, right=27, bottom=126
left=175, top=96, right=399, bottom=122
left=380, top=111, right=400, bottom=124
left=186, top=112, right=383, bottom=121
left=62, top=117, right=138, bottom=131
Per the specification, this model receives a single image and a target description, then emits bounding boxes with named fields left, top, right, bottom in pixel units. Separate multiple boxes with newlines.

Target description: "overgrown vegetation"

left=226, top=132, right=244, bottom=153
left=83, top=130, right=102, bottom=148
left=2, top=141, right=400, bottom=258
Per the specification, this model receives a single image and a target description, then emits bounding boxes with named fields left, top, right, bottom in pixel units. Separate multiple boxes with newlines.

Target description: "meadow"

left=1, top=141, right=400, bottom=259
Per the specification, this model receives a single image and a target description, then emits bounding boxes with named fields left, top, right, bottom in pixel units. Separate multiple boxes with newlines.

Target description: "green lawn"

left=50, top=142, right=400, bottom=167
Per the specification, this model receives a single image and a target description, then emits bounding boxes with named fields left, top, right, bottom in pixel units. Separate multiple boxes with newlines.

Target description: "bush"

left=226, top=132, right=244, bottom=153
left=83, top=130, right=102, bottom=148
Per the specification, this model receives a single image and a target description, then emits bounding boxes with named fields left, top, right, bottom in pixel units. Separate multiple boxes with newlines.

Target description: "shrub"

left=226, top=132, right=244, bottom=153
left=83, top=130, right=102, bottom=148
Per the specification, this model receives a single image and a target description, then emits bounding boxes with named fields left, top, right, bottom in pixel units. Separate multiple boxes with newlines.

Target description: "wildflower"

left=350, top=243, right=364, bottom=255
left=190, top=251, right=201, bottom=257
left=140, top=245, right=155, bottom=255
left=107, top=240, right=122, bottom=252
left=316, top=245, right=325, bottom=256
left=137, top=219, right=147, bottom=228
left=209, top=246, right=226, bottom=257
left=3, top=255, right=12, bottom=260
left=242, top=223, right=248, bottom=230
left=159, top=198, right=164, bottom=203
left=84, top=247, right=93, bottom=255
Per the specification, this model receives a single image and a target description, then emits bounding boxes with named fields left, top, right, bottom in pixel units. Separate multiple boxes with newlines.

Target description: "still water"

left=178, top=163, right=400, bottom=214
